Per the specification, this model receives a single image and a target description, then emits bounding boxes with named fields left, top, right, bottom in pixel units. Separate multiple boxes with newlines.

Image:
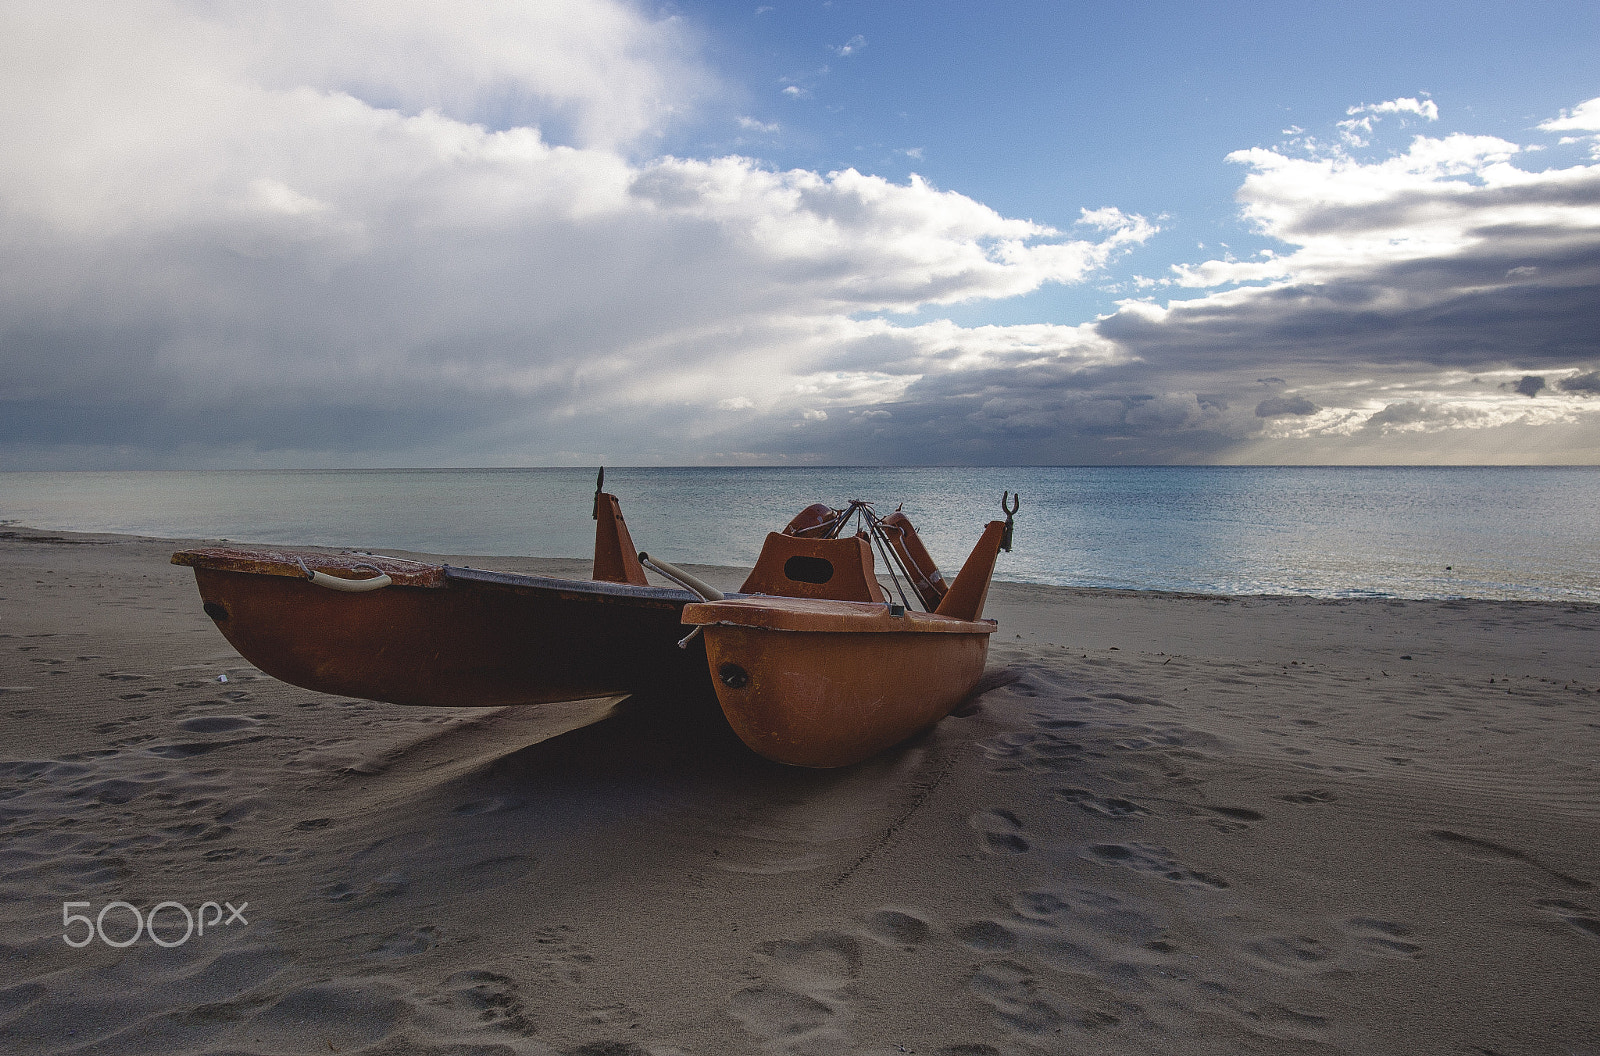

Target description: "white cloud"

left=1167, top=256, right=1289, bottom=288
left=624, top=163, right=1152, bottom=310
left=1346, top=96, right=1440, bottom=121
left=1256, top=381, right=1600, bottom=442
left=1540, top=96, right=1600, bottom=159
left=4, top=1, right=708, bottom=160
left=1539, top=96, right=1600, bottom=133
left=1337, top=95, right=1439, bottom=146
left=1166, top=129, right=1596, bottom=307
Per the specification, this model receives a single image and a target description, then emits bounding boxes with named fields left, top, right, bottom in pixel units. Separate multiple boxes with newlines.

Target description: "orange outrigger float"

left=172, top=472, right=1015, bottom=767
left=666, top=498, right=1014, bottom=767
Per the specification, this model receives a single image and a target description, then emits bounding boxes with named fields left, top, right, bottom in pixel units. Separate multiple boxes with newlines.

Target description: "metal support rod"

left=867, top=521, right=915, bottom=612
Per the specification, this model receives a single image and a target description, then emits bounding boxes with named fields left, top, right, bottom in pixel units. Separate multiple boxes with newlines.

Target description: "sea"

left=4, top=466, right=1599, bottom=603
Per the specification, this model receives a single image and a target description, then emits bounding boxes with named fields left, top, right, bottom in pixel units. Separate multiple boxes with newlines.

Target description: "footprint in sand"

left=1054, top=787, right=1149, bottom=817
left=1243, top=934, right=1333, bottom=971
left=954, top=919, right=1019, bottom=952
left=1340, top=917, right=1422, bottom=958
left=970, top=808, right=1030, bottom=853
left=1181, top=803, right=1264, bottom=833
left=963, top=883, right=1186, bottom=1023
left=1011, top=889, right=1071, bottom=920
left=248, top=979, right=410, bottom=1051
left=1190, top=978, right=1331, bottom=1041
left=145, top=736, right=262, bottom=759
left=982, top=717, right=1115, bottom=775
left=452, top=796, right=516, bottom=816
left=320, top=871, right=409, bottom=906
left=4, top=943, right=296, bottom=1053
left=371, top=924, right=440, bottom=957
left=1085, top=842, right=1230, bottom=889
left=968, top=959, right=1070, bottom=1036
left=728, top=988, right=837, bottom=1042
left=528, top=925, right=595, bottom=987
left=728, top=929, right=861, bottom=1047
left=758, top=930, right=862, bottom=990
left=1280, top=788, right=1337, bottom=804
left=1038, top=717, right=1090, bottom=730
left=179, top=714, right=260, bottom=733
left=1533, top=898, right=1600, bottom=939
left=861, top=907, right=932, bottom=948
left=432, top=969, right=534, bottom=1033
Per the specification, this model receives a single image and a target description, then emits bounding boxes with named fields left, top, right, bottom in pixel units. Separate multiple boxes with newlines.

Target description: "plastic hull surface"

left=685, top=598, right=995, bottom=767
left=178, top=550, right=708, bottom=708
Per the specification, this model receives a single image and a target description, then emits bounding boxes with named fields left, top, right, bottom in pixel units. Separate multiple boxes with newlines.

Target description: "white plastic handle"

left=308, top=569, right=392, bottom=592
left=638, top=552, right=724, bottom=601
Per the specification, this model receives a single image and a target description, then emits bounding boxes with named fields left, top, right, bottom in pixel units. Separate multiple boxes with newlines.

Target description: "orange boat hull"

left=684, top=598, right=995, bottom=767
left=176, top=549, right=709, bottom=708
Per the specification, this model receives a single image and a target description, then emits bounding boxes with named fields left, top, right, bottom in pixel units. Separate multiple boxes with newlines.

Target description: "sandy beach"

left=1, top=526, right=1597, bottom=1056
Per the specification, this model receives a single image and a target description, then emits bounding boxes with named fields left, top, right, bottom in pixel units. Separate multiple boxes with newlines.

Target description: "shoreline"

left=2, top=526, right=1596, bottom=1054
left=7, top=522, right=1600, bottom=609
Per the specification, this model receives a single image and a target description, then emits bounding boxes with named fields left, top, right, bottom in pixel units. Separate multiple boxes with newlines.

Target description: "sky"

left=1, top=0, right=1598, bottom=468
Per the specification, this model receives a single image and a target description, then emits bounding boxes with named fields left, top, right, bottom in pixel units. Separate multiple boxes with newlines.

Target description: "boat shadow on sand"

left=299, top=669, right=1022, bottom=912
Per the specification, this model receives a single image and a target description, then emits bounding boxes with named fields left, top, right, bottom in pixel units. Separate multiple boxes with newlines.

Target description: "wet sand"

left=1, top=526, right=1597, bottom=1055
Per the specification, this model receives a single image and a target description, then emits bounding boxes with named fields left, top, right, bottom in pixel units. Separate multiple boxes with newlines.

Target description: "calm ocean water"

left=4, top=467, right=1599, bottom=602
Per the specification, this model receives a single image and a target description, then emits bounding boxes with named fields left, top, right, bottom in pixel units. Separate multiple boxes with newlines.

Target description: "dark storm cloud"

left=1559, top=371, right=1600, bottom=394
left=1276, top=173, right=1600, bottom=240
left=1256, top=395, right=1318, bottom=417
left=1098, top=247, right=1600, bottom=373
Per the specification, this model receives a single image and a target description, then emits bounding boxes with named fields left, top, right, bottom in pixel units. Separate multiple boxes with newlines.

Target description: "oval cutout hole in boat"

left=202, top=601, right=229, bottom=621
left=783, top=555, right=835, bottom=584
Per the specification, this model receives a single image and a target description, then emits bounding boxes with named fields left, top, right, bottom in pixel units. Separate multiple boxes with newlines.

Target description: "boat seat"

left=739, top=533, right=887, bottom=603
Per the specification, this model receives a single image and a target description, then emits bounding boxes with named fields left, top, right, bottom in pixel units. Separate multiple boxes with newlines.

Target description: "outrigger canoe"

left=172, top=473, right=1016, bottom=767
